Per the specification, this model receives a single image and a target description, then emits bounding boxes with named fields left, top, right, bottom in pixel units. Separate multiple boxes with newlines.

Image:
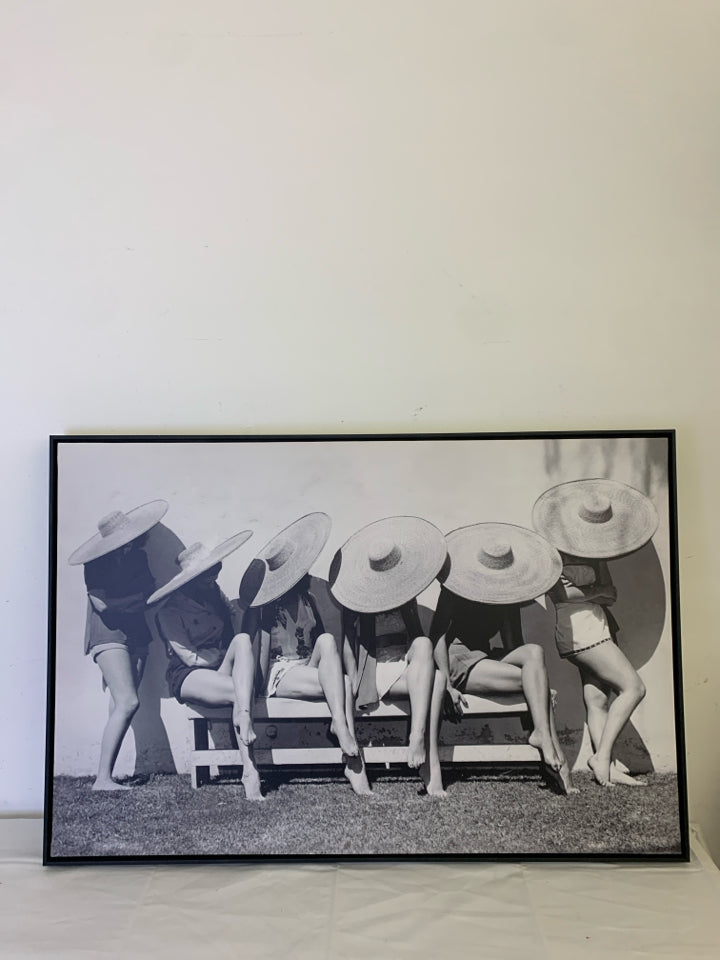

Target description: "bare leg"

left=465, top=648, right=562, bottom=772
left=386, top=635, right=434, bottom=769
left=419, top=670, right=447, bottom=797
left=93, top=648, right=142, bottom=790
left=180, top=666, right=265, bottom=801
left=547, top=690, right=578, bottom=794
left=570, top=643, right=646, bottom=787
left=277, top=635, right=358, bottom=756
left=579, top=667, right=642, bottom=786
left=341, top=675, right=372, bottom=796
left=218, top=633, right=257, bottom=746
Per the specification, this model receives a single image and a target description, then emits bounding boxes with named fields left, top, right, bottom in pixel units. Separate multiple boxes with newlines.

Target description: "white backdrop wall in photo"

left=1, top=3, right=718, bottom=860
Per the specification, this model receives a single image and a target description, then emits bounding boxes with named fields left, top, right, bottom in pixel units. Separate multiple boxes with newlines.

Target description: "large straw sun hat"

left=147, top=531, right=253, bottom=604
left=329, top=516, right=448, bottom=614
left=238, top=513, right=332, bottom=608
left=532, top=478, right=658, bottom=559
left=68, top=500, right=169, bottom=565
left=440, top=522, right=562, bottom=604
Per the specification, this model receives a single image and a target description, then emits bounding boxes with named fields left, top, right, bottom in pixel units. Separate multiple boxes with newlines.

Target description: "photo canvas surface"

left=44, top=432, right=688, bottom=863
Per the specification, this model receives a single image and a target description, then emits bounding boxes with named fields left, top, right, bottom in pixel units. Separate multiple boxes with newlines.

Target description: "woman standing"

left=147, top=531, right=266, bottom=801
left=430, top=522, right=574, bottom=795
left=533, top=479, right=658, bottom=787
left=69, top=501, right=184, bottom=791
left=239, top=513, right=371, bottom=796
left=329, top=516, right=448, bottom=797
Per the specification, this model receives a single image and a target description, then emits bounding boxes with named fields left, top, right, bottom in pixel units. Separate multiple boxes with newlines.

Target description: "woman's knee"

left=583, top=684, right=609, bottom=711
left=523, top=643, right=546, bottom=665
left=230, top=632, right=252, bottom=652
left=629, top=675, right=646, bottom=703
left=113, top=692, right=140, bottom=718
left=408, top=635, right=433, bottom=661
left=314, top=632, right=337, bottom=656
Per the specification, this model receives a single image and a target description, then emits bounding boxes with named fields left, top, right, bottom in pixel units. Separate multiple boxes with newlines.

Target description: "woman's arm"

left=157, top=608, right=222, bottom=668
left=552, top=576, right=617, bottom=605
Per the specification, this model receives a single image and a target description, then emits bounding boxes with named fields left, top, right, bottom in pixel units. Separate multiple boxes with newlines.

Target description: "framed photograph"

left=44, top=431, right=688, bottom=863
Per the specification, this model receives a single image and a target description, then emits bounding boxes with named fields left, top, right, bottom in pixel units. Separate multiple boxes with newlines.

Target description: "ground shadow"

left=132, top=640, right=178, bottom=776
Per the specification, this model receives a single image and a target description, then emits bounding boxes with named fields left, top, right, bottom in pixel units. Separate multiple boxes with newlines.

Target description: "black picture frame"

left=44, top=430, right=689, bottom=864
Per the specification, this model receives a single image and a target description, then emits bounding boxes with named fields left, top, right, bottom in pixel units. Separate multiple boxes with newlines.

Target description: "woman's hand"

left=443, top=683, right=467, bottom=723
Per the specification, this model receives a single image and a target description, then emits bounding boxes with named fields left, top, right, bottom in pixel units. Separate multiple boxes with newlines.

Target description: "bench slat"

left=191, top=743, right=540, bottom=767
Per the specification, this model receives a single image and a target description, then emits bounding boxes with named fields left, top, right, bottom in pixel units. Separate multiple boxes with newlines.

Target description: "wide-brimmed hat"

left=329, top=516, right=447, bottom=614
left=440, top=522, right=562, bottom=605
left=532, top=478, right=658, bottom=559
left=68, top=500, right=169, bottom=565
left=147, top=531, right=253, bottom=604
left=239, top=513, right=332, bottom=608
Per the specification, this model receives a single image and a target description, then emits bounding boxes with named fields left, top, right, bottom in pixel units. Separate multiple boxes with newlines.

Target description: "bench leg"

left=191, top=718, right=212, bottom=789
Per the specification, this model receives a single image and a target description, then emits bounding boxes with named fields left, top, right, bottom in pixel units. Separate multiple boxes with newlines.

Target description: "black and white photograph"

left=44, top=432, right=687, bottom=862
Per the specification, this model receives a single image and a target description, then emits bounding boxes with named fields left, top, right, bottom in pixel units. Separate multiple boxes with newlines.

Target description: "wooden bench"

left=186, top=693, right=541, bottom=788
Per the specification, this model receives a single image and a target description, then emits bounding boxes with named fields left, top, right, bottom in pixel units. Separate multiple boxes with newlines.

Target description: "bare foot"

left=330, top=720, right=359, bottom=757
left=92, top=778, right=131, bottom=792
left=613, top=759, right=631, bottom=776
left=528, top=730, right=562, bottom=771
left=588, top=755, right=614, bottom=788
left=343, top=755, right=373, bottom=796
left=241, top=771, right=266, bottom=802
left=233, top=708, right=256, bottom=746
left=610, top=765, right=647, bottom=787
left=424, top=779, right=448, bottom=798
left=558, top=758, right=579, bottom=795
left=407, top=732, right=426, bottom=770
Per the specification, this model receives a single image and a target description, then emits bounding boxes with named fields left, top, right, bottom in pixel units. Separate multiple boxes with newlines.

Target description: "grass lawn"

left=49, top=768, right=683, bottom=860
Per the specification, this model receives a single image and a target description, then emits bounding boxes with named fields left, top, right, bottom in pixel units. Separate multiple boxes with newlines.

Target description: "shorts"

left=265, top=657, right=311, bottom=697
left=375, top=638, right=409, bottom=700
left=84, top=601, right=151, bottom=662
left=447, top=638, right=489, bottom=691
left=555, top=602, right=612, bottom=658
left=559, top=636, right=615, bottom=660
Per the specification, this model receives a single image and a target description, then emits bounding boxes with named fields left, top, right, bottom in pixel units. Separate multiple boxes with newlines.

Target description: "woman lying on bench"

left=239, top=514, right=371, bottom=796
left=147, top=532, right=266, bottom=801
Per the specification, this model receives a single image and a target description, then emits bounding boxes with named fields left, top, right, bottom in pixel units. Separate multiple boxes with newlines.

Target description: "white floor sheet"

left=1, top=820, right=718, bottom=959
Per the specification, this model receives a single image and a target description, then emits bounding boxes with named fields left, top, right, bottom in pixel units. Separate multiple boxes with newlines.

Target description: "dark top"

left=430, top=587, right=522, bottom=655
left=83, top=522, right=185, bottom=649
left=154, top=582, right=244, bottom=672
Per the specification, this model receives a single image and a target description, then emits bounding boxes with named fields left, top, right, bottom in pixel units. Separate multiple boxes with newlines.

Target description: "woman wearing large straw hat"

left=430, top=522, right=575, bottom=795
left=69, top=501, right=185, bottom=791
left=239, top=514, right=371, bottom=796
left=147, top=530, right=266, bottom=801
left=533, top=479, right=658, bottom=788
left=329, top=516, right=449, bottom=797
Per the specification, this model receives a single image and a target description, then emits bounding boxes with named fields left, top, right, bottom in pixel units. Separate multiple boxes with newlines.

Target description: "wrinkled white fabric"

left=0, top=820, right=718, bottom=959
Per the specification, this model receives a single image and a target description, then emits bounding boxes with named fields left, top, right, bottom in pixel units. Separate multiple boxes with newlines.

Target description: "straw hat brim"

left=239, top=513, right=332, bottom=608
left=147, top=530, right=253, bottom=604
left=532, top=479, right=658, bottom=560
left=329, top=516, right=448, bottom=614
left=440, top=522, right=562, bottom=605
left=68, top=500, right=169, bottom=565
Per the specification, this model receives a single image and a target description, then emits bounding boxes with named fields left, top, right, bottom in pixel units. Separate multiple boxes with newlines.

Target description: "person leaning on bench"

left=146, top=530, right=267, bottom=801
left=239, top=513, right=372, bottom=797
left=329, top=516, right=449, bottom=798
left=431, top=522, right=576, bottom=796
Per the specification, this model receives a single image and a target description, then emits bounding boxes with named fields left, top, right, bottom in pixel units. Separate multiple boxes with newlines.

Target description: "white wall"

left=2, top=2, right=718, bottom=859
